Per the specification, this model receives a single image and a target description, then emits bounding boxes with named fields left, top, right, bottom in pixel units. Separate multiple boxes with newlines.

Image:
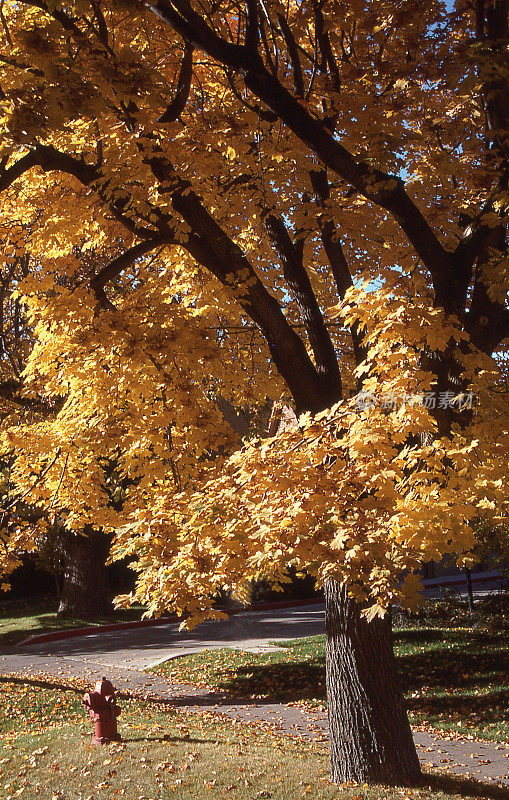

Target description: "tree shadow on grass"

left=393, top=628, right=508, bottom=700
left=393, top=628, right=445, bottom=643
left=406, top=688, right=508, bottom=737
left=211, top=658, right=326, bottom=702
left=422, top=772, right=509, bottom=800
left=0, top=674, right=84, bottom=696
left=0, top=598, right=55, bottom=618
left=0, top=674, right=177, bottom=707
left=206, top=628, right=509, bottom=703
left=0, top=597, right=146, bottom=647
left=394, top=628, right=507, bottom=646
left=407, top=690, right=508, bottom=716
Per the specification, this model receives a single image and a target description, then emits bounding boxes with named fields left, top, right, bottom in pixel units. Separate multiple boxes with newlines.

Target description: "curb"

left=20, top=596, right=325, bottom=646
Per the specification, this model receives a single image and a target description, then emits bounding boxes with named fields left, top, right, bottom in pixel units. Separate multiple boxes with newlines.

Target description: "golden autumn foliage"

left=112, top=286, right=509, bottom=624
left=0, top=0, right=507, bottom=623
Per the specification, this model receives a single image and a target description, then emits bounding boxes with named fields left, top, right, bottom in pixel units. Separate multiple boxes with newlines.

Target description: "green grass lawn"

left=0, top=677, right=507, bottom=800
left=0, top=596, right=147, bottom=647
left=151, top=628, right=509, bottom=743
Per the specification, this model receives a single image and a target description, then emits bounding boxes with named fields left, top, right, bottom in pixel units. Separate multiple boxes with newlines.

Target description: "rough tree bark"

left=57, top=529, right=112, bottom=619
left=325, top=581, right=421, bottom=785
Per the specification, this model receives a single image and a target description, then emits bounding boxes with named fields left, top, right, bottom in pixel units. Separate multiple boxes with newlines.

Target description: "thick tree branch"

left=158, top=40, right=194, bottom=123
left=277, top=14, right=304, bottom=98
left=458, top=2, right=509, bottom=347
left=312, top=0, right=341, bottom=123
left=476, top=0, right=485, bottom=37
left=0, top=146, right=99, bottom=193
left=244, top=0, right=260, bottom=53
left=0, top=141, right=330, bottom=409
left=185, top=235, right=331, bottom=411
left=483, top=0, right=509, bottom=164
left=465, top=223, right=509, bottom=352
left=90, top=0, right=110, bottom=48
left=310, top=168, right=365, bottom=366
left=264, top=211, right=341, bottom=396
left=259, top=9, right=278, bottom=77
left=312, top=0, right=341, bottom=91
left=0, top=55, right=44, bottom=76
left=147, top=0, right=239, bottom=62
left=0, top=123, right=341, bottom=411
left=90, top=236, right=173, bottom=310
left=0, top=145, right=160, bottom=238
left=0, top=151, right=42, bottom=193
left=466, top=284, right=509, bottom=352
left=144, top=152, right=332, bottom=410
left=22, top=0, right=89, bottom=40
left=22, top=0, right=115, bottom=55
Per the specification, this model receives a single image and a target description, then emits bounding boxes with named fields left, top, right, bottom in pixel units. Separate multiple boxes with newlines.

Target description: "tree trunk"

left=57, top=529, right=112, bottom=619
left=465, top=567, right=475, bottom=614
left=325, top=579, right=421, bottom=785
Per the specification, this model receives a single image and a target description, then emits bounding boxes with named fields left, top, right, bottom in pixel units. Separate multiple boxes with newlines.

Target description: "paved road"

left=0, top=603, right=508, bottom=787
left=13, top=603, right=327, bottom=669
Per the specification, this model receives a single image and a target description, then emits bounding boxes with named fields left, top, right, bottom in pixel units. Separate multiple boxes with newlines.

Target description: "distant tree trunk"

left=57, top=529, right=112, bottom=619
left=325, top=580, right=421, bottom=785
left=465, top=567, right=475, bottom=613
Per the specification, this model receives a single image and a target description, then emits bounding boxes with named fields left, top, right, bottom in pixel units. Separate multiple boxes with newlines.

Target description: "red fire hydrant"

left=83, top=677, right=122, bottom=744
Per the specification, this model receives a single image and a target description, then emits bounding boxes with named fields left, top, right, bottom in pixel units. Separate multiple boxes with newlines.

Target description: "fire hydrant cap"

left=95, top=677, right=116, bottom=696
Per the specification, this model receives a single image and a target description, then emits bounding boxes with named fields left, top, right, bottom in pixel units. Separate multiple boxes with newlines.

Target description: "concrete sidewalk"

left=0, top=603, right=508, bottom=787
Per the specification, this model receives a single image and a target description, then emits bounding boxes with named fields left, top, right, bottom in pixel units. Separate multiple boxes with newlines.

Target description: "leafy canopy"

left=0, top=0, right=507, bottom=622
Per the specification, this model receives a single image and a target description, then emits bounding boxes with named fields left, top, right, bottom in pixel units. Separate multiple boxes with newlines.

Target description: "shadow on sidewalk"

left=422, top=772, right=509, bottom=799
